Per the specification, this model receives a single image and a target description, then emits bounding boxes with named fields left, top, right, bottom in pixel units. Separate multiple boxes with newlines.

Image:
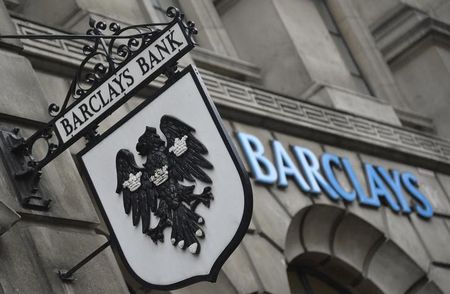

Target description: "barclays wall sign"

left=236, top=132, right=433, bottom=219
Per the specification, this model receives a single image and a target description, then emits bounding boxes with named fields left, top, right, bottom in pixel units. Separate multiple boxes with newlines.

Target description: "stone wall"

left=0, top=0, right=450, bottom=293
left=0, top=1, right=129, bottom=293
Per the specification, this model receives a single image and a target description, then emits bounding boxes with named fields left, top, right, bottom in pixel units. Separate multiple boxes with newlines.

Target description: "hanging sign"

left=56, top=20, right=192, bottom=143
left=78, top=66, right=253, bottom=289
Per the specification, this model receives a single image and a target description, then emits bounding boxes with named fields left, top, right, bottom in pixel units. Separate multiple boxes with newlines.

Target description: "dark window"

left=296, top=267, right=353, bottom=294
left=314, top=1, right=373, bottom=96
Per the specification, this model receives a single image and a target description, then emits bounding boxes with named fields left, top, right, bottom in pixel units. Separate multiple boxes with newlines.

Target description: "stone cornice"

left=9, top=16, right=450, bottom=171
left=372, top=4, right=450, bottom=64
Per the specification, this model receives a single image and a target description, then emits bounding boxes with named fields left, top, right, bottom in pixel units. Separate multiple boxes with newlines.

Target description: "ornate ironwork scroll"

left=0, top=7, right=197, bottom=210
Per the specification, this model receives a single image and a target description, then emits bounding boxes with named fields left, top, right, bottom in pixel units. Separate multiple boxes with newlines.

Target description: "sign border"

left=76, top=65, right=253, bottom=290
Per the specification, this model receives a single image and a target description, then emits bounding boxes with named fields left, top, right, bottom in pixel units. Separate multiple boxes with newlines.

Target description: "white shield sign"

left=78, top=65, right=253, bottom=289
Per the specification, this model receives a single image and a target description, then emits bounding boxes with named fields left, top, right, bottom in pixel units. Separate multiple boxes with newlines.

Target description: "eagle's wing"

left=115, top=149, right=157, bottom=234
left=160, top=115, right=213, bottom=183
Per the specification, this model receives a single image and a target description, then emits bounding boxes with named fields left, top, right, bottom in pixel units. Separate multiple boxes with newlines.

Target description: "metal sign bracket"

left=0, top=128, right=51, bottom=210
left=0, top=6, right=197, bottom=211
left=58, top=240, right=111, bottom=282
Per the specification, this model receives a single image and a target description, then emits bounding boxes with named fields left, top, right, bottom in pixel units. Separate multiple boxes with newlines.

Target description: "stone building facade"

left=0, top=0, right=449, bottom=293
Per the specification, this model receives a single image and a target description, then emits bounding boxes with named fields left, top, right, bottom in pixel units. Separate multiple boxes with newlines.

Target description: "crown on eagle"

left=123, top=171, right=142, bottom=192
left=150, top=165, right=169, bottom=186
left=169, top=135, right=188, bottom=157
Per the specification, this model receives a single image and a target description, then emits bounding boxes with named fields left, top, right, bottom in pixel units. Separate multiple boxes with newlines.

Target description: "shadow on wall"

left=284, top=204, right=443, bottom=294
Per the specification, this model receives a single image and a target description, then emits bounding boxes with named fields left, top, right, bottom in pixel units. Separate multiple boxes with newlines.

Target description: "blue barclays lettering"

left=365, top=164, right=400, bottom=212
left=321, top=153, right=356, bottom=202
left=401, top=172, right=433, bottom=218
left=235, top=131, right=434, bottom=219
left=292, top=146, right=339, bottom=200
left=272, top=141, right=310, bottom=191
left=236, top=132, right=277, bottom=184
left=377, top=167, right=412, bottom=214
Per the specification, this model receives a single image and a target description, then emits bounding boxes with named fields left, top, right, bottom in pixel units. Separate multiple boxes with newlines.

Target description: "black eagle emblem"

left=115, top=115, right=213, bottom=254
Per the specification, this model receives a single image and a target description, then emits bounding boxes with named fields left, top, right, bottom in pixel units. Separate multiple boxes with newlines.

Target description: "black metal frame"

left=0, top=7, right=197, bottom=210
left=58, top=240, right=111, bottom=282
left=76, top=65, right=253, bottom=290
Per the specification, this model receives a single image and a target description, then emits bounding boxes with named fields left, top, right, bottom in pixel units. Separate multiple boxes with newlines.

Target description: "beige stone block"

left=432, top=1, right=450, bottom=24
left=284, top=208, right=307, bottom=263
left=0, top=50, right=49, bottom=122
left=251, top=180, right=290, bottom=248
left=0, top=201, right=20, bottom=236
left=0, top=0, right=22, bottom=50
left=0, top=224, right=50, bottom=293
left=35, top=70, right=71, bottom=109
left=429, top=265, right=450, bottom=292
left=326, top=86, right=401, bottom=125
left=319, top=258, right=362, bottom=288
left=367, top=240, right=424, bottom=294
left=273, top=0, right=361, bottom=92
left=415, top=168, right=450, bottom=216
left=384, top=209, right=430, bottom=270
left=413, top=282, right=444, bottom=294
left=25, top=225, right=128, bottom=294
left=392, top=45, right=450, bottom=139
left=436, top=172, right=450, bottom=212
left=351, top=0, right=400, bottom=27
left=15, top=0, right=147, bottom=31
left=269, top=185, right=313, bottom=218
left=222, top=242, right=260, bottom=294
left=221, top=0, right=314, bottom=98
left=0, top=143, right=20, bottom=206
left=301, top=205, right=343, bottom=255
left=243, top=234, right=290, bottom=294
left=179, top=0, right=238, bottom=58
left=352, top=279, right=384, bottom=294
left=411, top=214, right=450, bottom=263
left=333, top=213, right=384, bottom=272
left=328, top=0, right=408, bottom=108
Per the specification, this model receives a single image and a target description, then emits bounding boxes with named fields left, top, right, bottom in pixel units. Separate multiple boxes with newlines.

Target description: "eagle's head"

left=136, top=127, right=165, bottom=155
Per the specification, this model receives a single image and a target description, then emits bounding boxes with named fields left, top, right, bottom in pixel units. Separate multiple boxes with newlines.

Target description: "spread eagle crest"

left=115, top=115, right=213, bottom=254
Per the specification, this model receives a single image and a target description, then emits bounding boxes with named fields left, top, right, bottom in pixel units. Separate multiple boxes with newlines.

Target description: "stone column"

left=179, top=0, right=239, bottom=58
left=220, top=0, right=359, bottom=98
left=220, top=0, right=401, bottom=125
left=327, top=0, right=410, bottom=107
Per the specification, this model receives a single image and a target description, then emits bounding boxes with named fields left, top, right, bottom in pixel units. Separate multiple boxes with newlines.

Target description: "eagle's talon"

left=195, top=229, right=204, bottom=238
left=188, top=243, right=199, bottom=254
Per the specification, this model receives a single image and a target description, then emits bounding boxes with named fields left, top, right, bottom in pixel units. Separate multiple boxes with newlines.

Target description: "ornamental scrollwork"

left=48, top=6, right=197, bottom=118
